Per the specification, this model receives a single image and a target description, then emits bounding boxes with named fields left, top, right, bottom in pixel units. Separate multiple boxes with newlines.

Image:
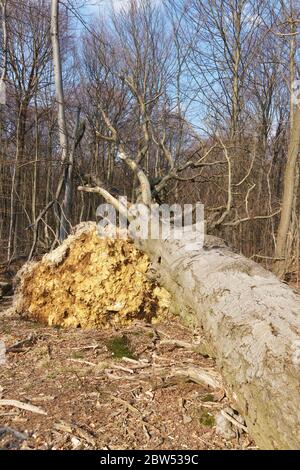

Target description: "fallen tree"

left=135, top=230, right=300, bottom=449
left=77, top=152, right=300, bottom=450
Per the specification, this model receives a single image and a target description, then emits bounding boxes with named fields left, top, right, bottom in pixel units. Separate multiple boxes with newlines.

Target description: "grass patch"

left=72, top=351, right=84, bottom=359
left=201, top=394, right=215, bottom=402
left=199, top=411, right=215, bottom=427
left=130, top=330, right=144, bottom=337
left=106, top=335, right=135, bottom=360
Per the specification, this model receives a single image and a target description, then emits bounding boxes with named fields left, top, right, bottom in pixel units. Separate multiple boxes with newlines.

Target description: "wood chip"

left=54, top=421, right=73, bottom=433
left=159, top=339, right=210, bottom=356
left=75, top=427, right=96, bottom=446
left=68, top=358, right=97, bottom=366
left=111, top=395, right=140, bottom=414
left=109, top=364, right=134, bottom=374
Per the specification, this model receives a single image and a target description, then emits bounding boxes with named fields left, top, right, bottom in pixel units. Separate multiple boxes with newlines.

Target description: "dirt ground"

left=0, top=295, right=256, bottom=451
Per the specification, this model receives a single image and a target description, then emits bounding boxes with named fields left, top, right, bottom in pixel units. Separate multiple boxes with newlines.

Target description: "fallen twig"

left=68, top=358, right=97, bottom=367
left=155, top=366, right=223, bottom=390
left=220, top=409, right=248, bottom=433
left=109, top=364, right=134, bottom=374
left=54, top=421, right=96, bottom=446
left=121, top=357, right=151, bottom=370
left=7, top=333, right=38, bottom=352
left=0, top=399, right=47, bottom=415
left=158, top=339, right=210, bottom=356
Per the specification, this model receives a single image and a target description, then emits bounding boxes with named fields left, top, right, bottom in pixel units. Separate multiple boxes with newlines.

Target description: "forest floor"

left=0, top=295, right=256, bottom=450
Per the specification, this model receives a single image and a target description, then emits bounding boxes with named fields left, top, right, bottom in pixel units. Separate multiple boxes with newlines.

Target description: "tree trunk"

left=274, top=14, right=299, bottom=277
left=134, top=231, right=300, bottom=449
left=0, top=0, right=7, bottom=105
left=59, top=108, right=80, bottom=240
left=274, top=101, right=300, bottom=277
left=50, top=0, right=69, bottom=241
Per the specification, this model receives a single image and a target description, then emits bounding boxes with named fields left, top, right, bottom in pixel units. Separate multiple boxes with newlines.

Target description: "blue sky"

left=78, top=0, right=203, bottom=132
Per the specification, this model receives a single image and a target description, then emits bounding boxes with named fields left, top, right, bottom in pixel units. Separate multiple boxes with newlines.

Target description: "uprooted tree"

left=77, top=149, right=300, bottom=451
left=17, top=0, right=298, bottom=449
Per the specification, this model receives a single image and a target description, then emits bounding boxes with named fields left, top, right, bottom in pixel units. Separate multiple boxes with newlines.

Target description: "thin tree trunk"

left=32, top=91, right=39, bottom=225
left=274, top=16, right=299, bottom=277
left=50, top=0, right=69, bottom=241
left=230, top=4, right=241, bottom=141
left=59, top=108, right=80, bottom=240
left=7, top=104, right=27, bottom=261
left=0, top=0, right=7, bottom=105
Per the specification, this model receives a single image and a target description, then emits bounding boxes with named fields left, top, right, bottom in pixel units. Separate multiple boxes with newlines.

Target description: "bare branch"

left=224, top=210, right=281, bottom=227
left=119, top=151, right=152, bottom=206
left=210, top=139, right=232, bottom=228
left=78, top=185, right=130, bottom=221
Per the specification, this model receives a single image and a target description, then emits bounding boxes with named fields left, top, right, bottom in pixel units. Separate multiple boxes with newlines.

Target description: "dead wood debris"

left=0, top=240, right=255, bottom=450
left=0, top=309, right=255, bottom=450
left=6, top=333, right=38, bottom=352
left=11, top=223, right=171, bottom=329
left=0, top=399, right=47, bottom=415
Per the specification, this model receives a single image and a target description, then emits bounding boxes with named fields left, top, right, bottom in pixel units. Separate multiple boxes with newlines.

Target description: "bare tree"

left=50, top=0, right=70, bottom=241
left=0, top=0, right=7, bottom=105
left=273, top=0, right=300, bottom=277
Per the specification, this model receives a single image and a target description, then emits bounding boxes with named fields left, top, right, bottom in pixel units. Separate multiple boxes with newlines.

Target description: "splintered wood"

left=12, top=223, right=171, bottom=328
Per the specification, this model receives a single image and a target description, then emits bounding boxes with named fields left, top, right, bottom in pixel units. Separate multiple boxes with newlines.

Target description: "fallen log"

left=133, top=230, right=300, bottom=449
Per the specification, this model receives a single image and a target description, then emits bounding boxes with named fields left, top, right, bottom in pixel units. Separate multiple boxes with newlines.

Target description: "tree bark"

left=50, top=0, right=69, bottom=241
left=59, top=107, right=81, bottom=240
left=133, top=230, right=300, bottom=449
left=50, top=0, right=68, bottom=165
left=274, top=101, right=300, bottom=277
left=274, top=13, right=299, bottom=277
left=0, top=0, right=7, bottom=105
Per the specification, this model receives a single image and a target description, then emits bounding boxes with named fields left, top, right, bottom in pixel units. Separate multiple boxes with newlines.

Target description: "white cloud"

left=109, top=0, right=132, bottom=12
left=92, top=0, right=128, bottom=13
left=85, top=0, right=160, bottom=15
